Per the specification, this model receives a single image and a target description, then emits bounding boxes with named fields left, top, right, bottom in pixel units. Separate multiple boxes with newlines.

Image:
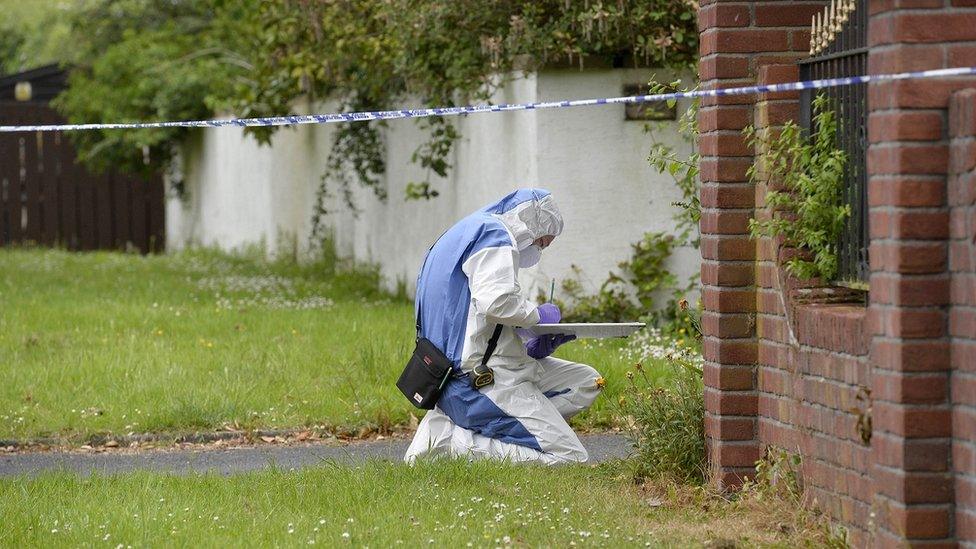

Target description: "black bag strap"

left=415, top=239, right=439, bottom=339
left=414, top=252, right=430, bottom=338
left=469, top=323, right=503, bottom=389
left=482, top=324, right=503, bottom=366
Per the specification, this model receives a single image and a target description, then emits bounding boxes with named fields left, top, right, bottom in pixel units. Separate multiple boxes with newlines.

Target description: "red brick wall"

left=699, top=0, right=976, bottom=545
left=867, top=1, right=976, bottom=544
left=950, top=88, right=976, bottom=544
left=699, top=0, right=825, bottom=490
left=750, top=63, right=874, bottom=544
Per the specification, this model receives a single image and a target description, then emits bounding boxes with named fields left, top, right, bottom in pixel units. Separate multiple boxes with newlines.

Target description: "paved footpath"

left=0, top=434, right=631, bottom=477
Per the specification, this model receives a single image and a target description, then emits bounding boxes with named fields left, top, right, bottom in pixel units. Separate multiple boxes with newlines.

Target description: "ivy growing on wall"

left=243, top=0, right=700, bottom=233
left=647, top=79, right=701, bottom=248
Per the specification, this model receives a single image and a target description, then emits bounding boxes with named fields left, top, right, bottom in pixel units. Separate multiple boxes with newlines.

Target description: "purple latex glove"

left=536, top=303, right=561, bottom=324
left=526, top=334, right=577, bottom=359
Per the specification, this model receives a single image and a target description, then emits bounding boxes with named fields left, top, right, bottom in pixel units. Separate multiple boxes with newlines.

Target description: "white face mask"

left=518, top=244, right=543, bottom=269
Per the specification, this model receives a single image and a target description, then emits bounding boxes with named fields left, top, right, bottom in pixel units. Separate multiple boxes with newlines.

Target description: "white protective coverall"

left=404, top=188, right=603, bottom=464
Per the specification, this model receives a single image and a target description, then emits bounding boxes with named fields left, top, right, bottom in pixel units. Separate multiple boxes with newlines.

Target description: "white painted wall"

left=167, top=67, right=699, bottom=304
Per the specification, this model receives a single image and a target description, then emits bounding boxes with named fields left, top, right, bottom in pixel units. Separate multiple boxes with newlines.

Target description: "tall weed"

left=746, top=93, right=850, bottom=281
left=618, top=332, right=705, bottom=483
left=739, top=448, right=852, bottom=548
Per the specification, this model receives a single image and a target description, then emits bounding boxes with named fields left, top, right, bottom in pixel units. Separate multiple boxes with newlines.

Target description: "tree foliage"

left=49, top=0, right=698, bottom=204
left=52, top=0, right=254, bottom=176
left=244, top=1, right=699, bottom=206
left=0, top=0, right=71, bottom=74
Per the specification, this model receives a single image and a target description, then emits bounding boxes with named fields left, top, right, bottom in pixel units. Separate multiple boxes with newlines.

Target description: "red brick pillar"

left=698, top=0, right=823, bottom=489
left=751, top=62, right=804, bottom=452
left=866, top=2, right=976, bottom=545
left=948, top=89, right=976, bottom=545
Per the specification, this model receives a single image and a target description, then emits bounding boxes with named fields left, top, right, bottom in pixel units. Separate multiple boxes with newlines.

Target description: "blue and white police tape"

left=2, top=66, right=975, bottom=133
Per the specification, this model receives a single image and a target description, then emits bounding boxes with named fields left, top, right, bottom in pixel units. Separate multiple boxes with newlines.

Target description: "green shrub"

left=744, top=447, right=804, bottom=503
left=551, top=231, right=686, bottom=323
left=549, top=267, right=641, bottom=323
left=618, top=332, right=705, bottom=483
left=746, top=94, right=850, bottom=281
left=646, top=79, right=701, bottom=249
left=554, top=78, right=702, bottom=327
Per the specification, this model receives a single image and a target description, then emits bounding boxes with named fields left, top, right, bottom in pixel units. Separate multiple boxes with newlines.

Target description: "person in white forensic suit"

left=404, top=188, right=603, bottom=464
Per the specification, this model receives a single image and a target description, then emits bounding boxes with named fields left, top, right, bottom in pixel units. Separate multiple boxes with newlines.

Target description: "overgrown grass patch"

left=0, top=460, right=836, bottom=547
left=618, top=330, right=706, bottom=483
left=0, top=248, right=656, bottom=443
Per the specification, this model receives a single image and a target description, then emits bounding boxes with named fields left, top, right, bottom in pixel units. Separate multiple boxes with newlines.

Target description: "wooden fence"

left=0, top=102, right=164, bottom=253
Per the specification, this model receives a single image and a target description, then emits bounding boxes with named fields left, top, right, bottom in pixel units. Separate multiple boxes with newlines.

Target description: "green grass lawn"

left=0, top=460, right=831, bottom=547
left=0, top=248, right=671, bottom=443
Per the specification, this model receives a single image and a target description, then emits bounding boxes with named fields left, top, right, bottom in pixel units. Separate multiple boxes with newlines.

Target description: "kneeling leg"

left=536, top=357, right=603, bottom=419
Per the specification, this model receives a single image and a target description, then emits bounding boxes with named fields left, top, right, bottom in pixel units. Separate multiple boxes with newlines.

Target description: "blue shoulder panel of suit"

left=416, top=213, right=512, bottom=366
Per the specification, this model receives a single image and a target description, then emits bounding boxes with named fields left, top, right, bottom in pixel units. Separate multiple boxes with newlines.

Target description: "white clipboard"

left=525, top=322, right=646, bottom=339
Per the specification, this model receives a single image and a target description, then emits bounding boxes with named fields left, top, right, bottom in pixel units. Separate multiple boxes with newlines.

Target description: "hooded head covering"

left=481, top=188, right=563, bottom=252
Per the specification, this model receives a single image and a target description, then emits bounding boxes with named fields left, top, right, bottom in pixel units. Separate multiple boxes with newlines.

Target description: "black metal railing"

left=798, top=0, right=869, bottom=285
